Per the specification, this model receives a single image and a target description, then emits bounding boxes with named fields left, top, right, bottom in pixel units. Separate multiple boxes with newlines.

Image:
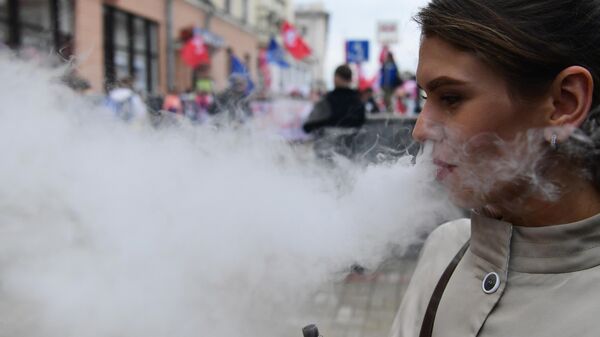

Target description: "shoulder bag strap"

left=419, top=240, right=470, bottom=337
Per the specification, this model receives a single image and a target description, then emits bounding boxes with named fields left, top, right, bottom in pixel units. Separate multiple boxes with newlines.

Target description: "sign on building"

left=345, top=40, right=370, bottom=63
left=377, top=21, right=399, bottom=45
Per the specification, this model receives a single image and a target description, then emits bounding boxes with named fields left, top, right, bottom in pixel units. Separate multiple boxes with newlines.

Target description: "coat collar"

left=470, top=210, right=600, bottom=274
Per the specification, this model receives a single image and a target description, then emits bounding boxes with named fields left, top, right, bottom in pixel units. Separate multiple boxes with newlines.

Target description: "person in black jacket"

left=303, top=65, right=366, bottom=133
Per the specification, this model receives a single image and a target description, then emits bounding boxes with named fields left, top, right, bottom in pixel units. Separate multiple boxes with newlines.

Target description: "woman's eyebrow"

left=419, top=76, right=469, bottom=92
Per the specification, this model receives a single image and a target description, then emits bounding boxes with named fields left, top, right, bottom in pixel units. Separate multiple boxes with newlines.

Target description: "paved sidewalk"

left=302, top=257, right=418, bottom=337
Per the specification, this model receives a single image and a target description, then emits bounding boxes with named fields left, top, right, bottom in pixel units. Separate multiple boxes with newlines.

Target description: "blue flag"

left=230, top=53, right=255, bottom=94
left=267, top=38, right=290, bottom=68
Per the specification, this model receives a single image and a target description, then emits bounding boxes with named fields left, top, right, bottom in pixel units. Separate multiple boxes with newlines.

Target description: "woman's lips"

left=433, top=159, right=457, bottom=181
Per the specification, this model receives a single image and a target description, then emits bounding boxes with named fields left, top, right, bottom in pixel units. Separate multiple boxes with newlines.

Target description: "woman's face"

left=414, top=36, right=551, bottom=208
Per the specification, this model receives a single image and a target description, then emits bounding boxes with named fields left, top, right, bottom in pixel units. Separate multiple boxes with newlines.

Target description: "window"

left=104, top=5, right=160, bottom=94
left=0, top=25, right=6, bottom=44
left=0, top=0, right=7, bottom=18
left=149, top=24, right=159, bottom=92
left=224, top=0, right=231, bottom=14
left=0, top=0, right=8, bottom=43
left=19, top=1, right=52, bottom=29
left=300, top=25, right=308, bottom=36
left=113, top=11, right=128, bottom=49
left=56, top=0, right=74, bottom=55
left=20, top=0, right=53, bottom=50
left=57, top=0, right=73, bottom=35
left=0, top=0, right=74, bottom=53
left=242, top=0, right=248, bottom=24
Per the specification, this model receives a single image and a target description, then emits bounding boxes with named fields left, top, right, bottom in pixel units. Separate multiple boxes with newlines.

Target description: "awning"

left=179, top=27, right=225, bottom=49
left=196, top=28, right=225, bottom=48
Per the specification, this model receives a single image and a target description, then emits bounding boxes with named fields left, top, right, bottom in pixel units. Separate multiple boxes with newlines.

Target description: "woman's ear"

left=549, top=66, right=594, bottom=129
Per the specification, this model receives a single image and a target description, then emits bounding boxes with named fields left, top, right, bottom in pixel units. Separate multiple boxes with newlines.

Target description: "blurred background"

left=0, top=2, right=435, bottom=337
left=0, top=1, right=426, bottom=136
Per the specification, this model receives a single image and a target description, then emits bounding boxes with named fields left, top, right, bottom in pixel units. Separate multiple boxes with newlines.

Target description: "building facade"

left=169, top=0, right=259, bottom=93
left=294, top=2, right=329, bottom=92
left=0, top=0, right=76, bottom=58
left=254, top=0, right=291, bottom=45
left=0, top=0, right=320, bottom=97
left=1, top=0, right=260, bottom=95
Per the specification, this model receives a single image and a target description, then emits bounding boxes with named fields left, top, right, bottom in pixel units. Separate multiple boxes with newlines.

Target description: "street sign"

left=377, top=21, right=399, bottom=44
left=346, top=40, right=370, bottom=63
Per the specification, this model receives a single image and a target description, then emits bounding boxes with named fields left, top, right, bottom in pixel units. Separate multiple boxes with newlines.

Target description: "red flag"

left=281, top=21, right=311, bottom=60
left=181, top=33, right=210, bottom=68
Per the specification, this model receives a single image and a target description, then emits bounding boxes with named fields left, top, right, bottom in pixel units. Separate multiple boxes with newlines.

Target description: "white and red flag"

left=357, top=63, right=377, bottom=91
left=281, top=21, right=311, bottom=60
left=181, top=28, right=210, bottom=68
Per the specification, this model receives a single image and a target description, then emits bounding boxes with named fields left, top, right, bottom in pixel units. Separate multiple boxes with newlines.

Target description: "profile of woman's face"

left=414, top=36, right=551, bottom=209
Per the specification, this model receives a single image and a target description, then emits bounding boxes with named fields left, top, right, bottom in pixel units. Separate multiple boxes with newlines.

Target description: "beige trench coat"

left=390, top=211, right=600, bottom=337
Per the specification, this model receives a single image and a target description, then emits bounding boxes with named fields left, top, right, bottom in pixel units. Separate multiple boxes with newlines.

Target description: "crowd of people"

left=302, top=62, right=421, bottom=134
left=63, top=55, right=419, bottom=134
left=95, top=73, right=254, bottom=126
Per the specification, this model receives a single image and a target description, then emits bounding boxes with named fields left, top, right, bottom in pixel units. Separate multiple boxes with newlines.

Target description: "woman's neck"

left=492, top=173, right=600, bottom=227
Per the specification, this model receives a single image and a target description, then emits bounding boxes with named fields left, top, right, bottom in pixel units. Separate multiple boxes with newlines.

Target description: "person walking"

left=379, top=52, right=402, bottom=112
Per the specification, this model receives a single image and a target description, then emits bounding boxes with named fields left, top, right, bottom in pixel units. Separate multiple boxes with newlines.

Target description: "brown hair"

left=334, top=65, right=353, bottom=82
left=416, top=0, right=600, bottom=187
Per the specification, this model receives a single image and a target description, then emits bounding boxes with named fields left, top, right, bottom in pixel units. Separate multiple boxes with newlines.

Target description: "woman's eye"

left=420, top=93, right=428, bottom=100
left=441, top=95, right=461, bottom=106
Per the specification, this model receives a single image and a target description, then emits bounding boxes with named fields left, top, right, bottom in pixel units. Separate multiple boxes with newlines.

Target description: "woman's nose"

left=412, top=115, right=429, bottom=143
left=412, top=105, right=440, bottom=143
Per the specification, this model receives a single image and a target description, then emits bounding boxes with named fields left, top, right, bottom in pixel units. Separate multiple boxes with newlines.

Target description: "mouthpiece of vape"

left=303, top=324, right=320, bottom=337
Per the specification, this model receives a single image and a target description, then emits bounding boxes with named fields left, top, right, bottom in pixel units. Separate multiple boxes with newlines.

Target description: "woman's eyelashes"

left=440, top=94, right=462, bottom=107
left=421, top=91, right=463, bottom=109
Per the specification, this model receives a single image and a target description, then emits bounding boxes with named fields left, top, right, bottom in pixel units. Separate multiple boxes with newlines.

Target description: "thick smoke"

left=0, top=55, right=460, bottom=337
left=417, top=115, right=600, bottom=214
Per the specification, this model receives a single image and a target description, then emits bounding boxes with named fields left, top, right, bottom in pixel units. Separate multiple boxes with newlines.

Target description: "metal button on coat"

left=482, top=272, right=500, bottom=294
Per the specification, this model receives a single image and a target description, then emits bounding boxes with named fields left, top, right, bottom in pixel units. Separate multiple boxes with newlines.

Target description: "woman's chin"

left=443, top=183, right=486, bottom=210
left=449, top=194, right=480, bottom=210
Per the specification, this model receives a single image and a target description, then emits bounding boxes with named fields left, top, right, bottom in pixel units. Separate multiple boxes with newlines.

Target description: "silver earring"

left=550, top=133, right=558, bottom=151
